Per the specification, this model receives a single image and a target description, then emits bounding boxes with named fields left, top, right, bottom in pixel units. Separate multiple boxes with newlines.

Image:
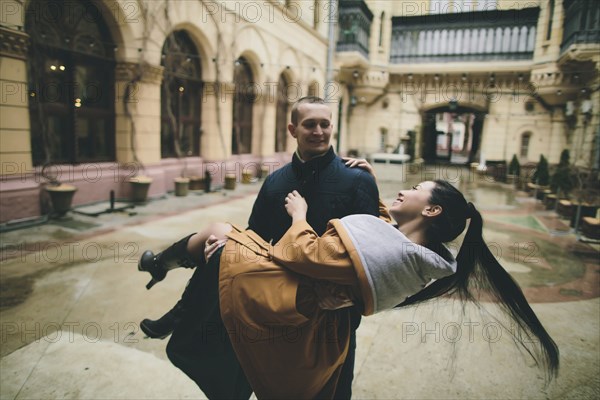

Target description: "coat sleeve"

left=247, top=176, right=271, bottom=240
left=352, top=170, right=380, bottom=217
left=270, top=220, right=357, bottom=285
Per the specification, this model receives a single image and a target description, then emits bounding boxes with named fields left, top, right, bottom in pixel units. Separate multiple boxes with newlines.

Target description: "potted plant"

left=224, top=173, right=237, bottom=190
left=172, top=151, right=190, bottom=197
left=550, top=150, right=573, bottom=199
left=189, top=175, right=205, bottom=191
left=531, top=155, right=550, bottom=200
left=128, top=173, right=153, bottom=203
left=40, top=164, right=77, bottom=217
left=174, top=176, right=190, bottom=196
left=507, top=154, right=520, bottom=186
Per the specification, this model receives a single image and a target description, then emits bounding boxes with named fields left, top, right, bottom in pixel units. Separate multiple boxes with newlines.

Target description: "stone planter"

left=189, top=176, right=205, bottom=191
left=174, top=177, right=190, bottom=197
left=45, top=184, right=77, bottom=216
left=129, top=176, right=153, bottom=203
left=569, top=203, right=599, bottom=228
left=536, top=187, right=551, bottom=201
left=260, top=166, right=270, bottom=179
left=242, top=171, right=253, bottom=184
left=224, top=174, right=236, bottom=190
left=581, top=217, right=600, bottom=239
left=544, top=194, right=557, bottom=210
left=557, top=200, right=573, bottom=219
left=526, top=183, right=538, bottom=196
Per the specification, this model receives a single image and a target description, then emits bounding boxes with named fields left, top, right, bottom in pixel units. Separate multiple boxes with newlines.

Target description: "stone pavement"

left=0, top=165, right=598, bottom=399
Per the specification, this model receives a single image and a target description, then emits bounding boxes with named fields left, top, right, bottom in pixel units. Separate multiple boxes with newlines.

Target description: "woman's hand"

left=342, top=157, right=377, bottom=181
left=284, top=190, right=307, bottom=223
left=204, top=234, right=227, bottom=263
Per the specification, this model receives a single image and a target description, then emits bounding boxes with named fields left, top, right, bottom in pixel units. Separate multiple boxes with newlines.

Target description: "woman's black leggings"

left=166, top=248, right=253, bottom=399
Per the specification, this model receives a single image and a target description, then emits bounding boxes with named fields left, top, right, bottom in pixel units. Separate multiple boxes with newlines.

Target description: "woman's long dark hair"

left=397, top=180, right=559, bottom=382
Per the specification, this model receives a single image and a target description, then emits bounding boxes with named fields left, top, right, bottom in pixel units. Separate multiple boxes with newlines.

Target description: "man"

left=139, top=96, right=379, bottom=398
left=246, top=96, right=380, bottom=399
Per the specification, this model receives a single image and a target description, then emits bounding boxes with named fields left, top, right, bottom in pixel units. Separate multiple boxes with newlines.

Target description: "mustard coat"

left=218, top=203, right=393, bottom=399
left=218, top=203, right=456, bottom=399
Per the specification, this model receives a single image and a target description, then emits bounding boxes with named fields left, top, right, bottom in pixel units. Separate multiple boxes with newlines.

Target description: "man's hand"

left=342, top=157, right=377, bottom=181
left=284, top=190, right=308, bottom=223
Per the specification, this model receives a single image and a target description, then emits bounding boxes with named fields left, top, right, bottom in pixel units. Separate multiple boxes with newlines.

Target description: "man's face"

left=288, top=103, right=333, bottom=161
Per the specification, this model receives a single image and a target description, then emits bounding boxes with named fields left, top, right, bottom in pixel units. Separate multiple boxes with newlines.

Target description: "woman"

left=139, top=160, right=559, bottom=399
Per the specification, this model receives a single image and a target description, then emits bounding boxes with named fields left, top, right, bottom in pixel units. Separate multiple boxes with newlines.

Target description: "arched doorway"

left=25, top=0, right=116, bottom=165
left=160, top=30, right=202, bottom=158
left=232, top=57, right=254, bottom=155
left=421, top=104, right=485, bottom=164
left=275, top=73, right=289, bottom=152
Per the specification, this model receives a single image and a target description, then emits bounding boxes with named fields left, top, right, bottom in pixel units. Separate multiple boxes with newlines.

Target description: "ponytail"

left=398, top=200, right=559, bottom=382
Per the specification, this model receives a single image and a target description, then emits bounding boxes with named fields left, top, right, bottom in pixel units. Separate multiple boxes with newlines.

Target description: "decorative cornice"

left=0, top=27, right=30, bottom=61
left=115, top=61, right=164, bottom=84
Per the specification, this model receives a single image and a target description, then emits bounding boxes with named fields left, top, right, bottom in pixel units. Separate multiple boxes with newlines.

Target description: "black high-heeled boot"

left=140, top=300, right=185, bottom=339
left=138, top=233, right=197, bottom=289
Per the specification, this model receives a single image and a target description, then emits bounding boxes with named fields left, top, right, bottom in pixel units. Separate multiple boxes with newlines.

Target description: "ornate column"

left=0, top=27, right=32, bottom=175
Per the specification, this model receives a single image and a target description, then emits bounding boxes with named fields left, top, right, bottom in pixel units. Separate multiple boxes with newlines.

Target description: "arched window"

left=518, top=26, right=529, bottom=52
left=485, top=28, right=494, bottom=53
left=232, top=57, right=254, bottom=155
left=494, top=27, right=503, bottom=52
left=502, top=27, right=511, bottom=52
left=447, top=30, right=455, bottom=55
left=520, top=132, right=532, bottom=158
left=25, top=0, right=115, bottom=165
left=462, top=29, right=471, bottom=54
left=477, top=28, right=486, bottom=54
left=160, top=31, right=202, bottom=158
left=417, top=31, right=426, bottom=55
left=433, top=30, right=441, bottom=54
left=440, top=30, right=448, bottom=55
left=379, top=12, right=385, bottom=47
left=527, top=26, right=537, bottom=51
left=455, top=29, right=463, bottom=53
left=425, top=30, right=434, bottom=54
left=380, top=128, right=388, bottom=151
left=275, top=74, right=289, bottom=152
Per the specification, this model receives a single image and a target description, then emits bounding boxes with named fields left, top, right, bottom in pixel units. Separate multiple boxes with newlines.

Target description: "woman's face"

left=389, top=181, right=437, bottom=224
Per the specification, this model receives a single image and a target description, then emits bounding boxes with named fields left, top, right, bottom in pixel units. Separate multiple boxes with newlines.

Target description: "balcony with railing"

left=336, top=0, right=374, bottom=59
left=561, top=0, right=600, bottom=55
left=390, top=7, right=539, bottom=63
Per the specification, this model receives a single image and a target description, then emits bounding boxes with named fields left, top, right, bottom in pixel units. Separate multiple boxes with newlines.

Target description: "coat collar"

left=291, top=146, right=336, bottom=177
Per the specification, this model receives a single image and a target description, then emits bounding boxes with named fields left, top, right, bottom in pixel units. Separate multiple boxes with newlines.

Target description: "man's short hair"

left=290, top=96, right=326, bottom=126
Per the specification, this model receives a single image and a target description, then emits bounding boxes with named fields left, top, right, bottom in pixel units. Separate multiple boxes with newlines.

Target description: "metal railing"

left=336, top=0, right=374, bottom=58
left=561, top=0, right=600, bottom=54
left=390, top=7, right=539, bottom=63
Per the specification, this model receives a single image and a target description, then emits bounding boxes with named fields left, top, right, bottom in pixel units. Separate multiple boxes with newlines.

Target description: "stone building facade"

left=335, top=0, right=599, bottom=170
left=0, top=0, right=598, bottom=223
